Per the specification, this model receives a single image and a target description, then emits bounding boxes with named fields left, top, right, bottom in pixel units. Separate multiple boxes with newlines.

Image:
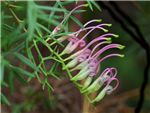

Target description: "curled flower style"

left=82, top=68, right=117, bottom=94
left=50, top=4, right=124, bottom=103
left=78, top=67, right=119, bottom=103
left=91, top=74, right=119, bottom=103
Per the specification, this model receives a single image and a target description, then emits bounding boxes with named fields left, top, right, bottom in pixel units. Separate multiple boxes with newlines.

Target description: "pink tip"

left=106, top=77, right=119, bottom=91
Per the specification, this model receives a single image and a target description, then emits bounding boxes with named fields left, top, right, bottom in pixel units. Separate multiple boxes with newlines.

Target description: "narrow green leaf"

left=36, top=23, right=52, bottom=34
left=91, top=1, right=101, bottom=11
left=49, top=62, right=57, bottom=72
left=35, top=26, right=43, bottom=37
left=27, top=1, right=37, bottom=40
left=13, top=71, right=27, bottom=84
left=8, top=71, right=15, bottom=94
left=60, top=1, right=74, bottom=5
left=35, top=34, right=64, bottom=47
left=1, top=93, right=11, bottom=106
left=0, top=61, right=4, bottom=83
left=51, top=73, right=60, bottom=80
left=33, top=40, right=43, bottom=59
left=45, top=79, right=54, bottom=90
left=87, top=1, right=93, bottom=11
left=36, top=5, right=66, bottom=12
left=38, top=15, right=59, bottom=26
left=43, top=56, right=61, bottom=63
left=70, top=15, right=83, bottom=27
left=13, top=53, right=38, bottom=71
left=8, top=32, right=27, bottom=48
left=3, top=24, right=14, bottom=31
left=1, top=81, right=8, bottom=87
left=11, top=41, right=25, bottom=52
left=10, top=65, right=35, bottom=77
left=73, top=9, right=87, bottom=14
left=2, top=25, right=21, bottom=49
left=26, top=46, right=35, bottom=65
left=57, top=0, right=65, bottom=9
left=48, top=2, right=59, bottom=29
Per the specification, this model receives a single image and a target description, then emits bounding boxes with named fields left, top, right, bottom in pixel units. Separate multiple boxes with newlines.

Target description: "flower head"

left=51, top=4, right=124, bottom=103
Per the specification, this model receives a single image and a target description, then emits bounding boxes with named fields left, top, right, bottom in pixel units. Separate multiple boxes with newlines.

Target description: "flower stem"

left=83, top=96, right=90, bottom=113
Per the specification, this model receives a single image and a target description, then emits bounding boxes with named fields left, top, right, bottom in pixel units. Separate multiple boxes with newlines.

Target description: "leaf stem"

left=9, top=8, right=27, bottom=32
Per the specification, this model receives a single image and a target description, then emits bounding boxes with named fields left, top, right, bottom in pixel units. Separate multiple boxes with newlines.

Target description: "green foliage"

left=1, top=0, right=101, bottom=109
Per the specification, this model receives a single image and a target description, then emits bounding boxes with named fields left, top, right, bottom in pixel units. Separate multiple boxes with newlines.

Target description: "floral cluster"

left=51, top=4, right=124, bottom=103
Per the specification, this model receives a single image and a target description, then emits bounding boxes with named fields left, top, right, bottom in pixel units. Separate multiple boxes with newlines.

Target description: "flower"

left=62, top=22, right=123, bottom=102
left=82, top=67, right=118, bottom=94
left=60, top=20, right=124, bottom=102
left=77, top=67, right=119, bottom=103
left=64, top=33, right=124, bottom=81
left=91, top=71, right=119, bottom=103
left=61, top=23, right=112, bottom=55
left=50, top=4, right=124, bottom=103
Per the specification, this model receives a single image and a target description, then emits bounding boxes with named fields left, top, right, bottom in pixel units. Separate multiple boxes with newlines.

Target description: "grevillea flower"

left=61, top=22, right=111, bottom=55
left=51, top=4, right=124, bottom=103
left=82, top=68, right=118, bottom=93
